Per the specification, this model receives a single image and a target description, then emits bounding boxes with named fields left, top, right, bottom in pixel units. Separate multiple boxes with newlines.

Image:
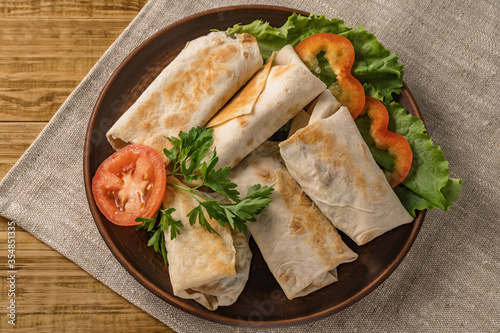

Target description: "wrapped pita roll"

left=279, top=107, right=414, bottom=246
left=204, top=45, right=326, bottom=169
left=163, top=176, right=252, bottom=310
left=289, top=89, right=341, bottom=137
left=288, top=109, right=310, bottom=138
left=308, top=89, right=341, bottom=123
left=106, top=32, right=263, bottom=161
left=274, top=44, right=310, bottom=70
left=230, top=141, right=358, bottom=300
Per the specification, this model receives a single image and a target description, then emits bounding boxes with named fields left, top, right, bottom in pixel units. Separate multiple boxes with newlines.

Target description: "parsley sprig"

left=136, top=127, right=274, bottom=264
left=164, top=127, right=240, bottom=201
left=135, top=208, right=182, bottom=265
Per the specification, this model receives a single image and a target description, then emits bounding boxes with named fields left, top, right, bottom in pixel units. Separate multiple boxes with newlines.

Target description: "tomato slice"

left=92, top=144, right=166, bottom=226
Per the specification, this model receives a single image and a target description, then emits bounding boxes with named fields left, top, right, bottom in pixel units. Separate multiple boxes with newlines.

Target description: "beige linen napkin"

left=1, top=0, right=499, bottom=332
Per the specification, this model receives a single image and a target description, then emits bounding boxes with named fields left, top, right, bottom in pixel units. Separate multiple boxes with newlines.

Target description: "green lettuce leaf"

left=340, top=27, right=403, bottom=101
left=226, top=19, right=289, bottom=61
left=393, top=185, right=436, bottom=217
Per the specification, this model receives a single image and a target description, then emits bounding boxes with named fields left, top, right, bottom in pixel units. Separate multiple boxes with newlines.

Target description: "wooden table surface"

left=0, top=1, right=176, bottom=331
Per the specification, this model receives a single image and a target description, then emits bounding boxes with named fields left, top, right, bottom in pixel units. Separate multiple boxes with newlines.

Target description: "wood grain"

left=0, top=122, right=46, bottom=178
left=0, top=1, right=175, bottom=331
left=0, top=19, right=138, bottom=121
left=0, top=0, right=147, bottom=18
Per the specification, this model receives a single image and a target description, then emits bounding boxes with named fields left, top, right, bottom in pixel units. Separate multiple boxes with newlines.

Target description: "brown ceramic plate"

left=84, top=5, right=425, bottom=328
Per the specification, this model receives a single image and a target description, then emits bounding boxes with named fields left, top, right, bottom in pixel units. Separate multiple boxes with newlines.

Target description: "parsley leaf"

left=186, top=204, right=218, bottom=235
left=135, top=208, right=183, bottom=265
left=164, top=127, right=213, bottom=184
left=202, top=164, right=240, bottom=202
left=161, top=208, right=184, bottom=240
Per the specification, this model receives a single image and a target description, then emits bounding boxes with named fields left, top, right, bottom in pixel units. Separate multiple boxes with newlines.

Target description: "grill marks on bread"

left=161, top=44, right=239, bottom=124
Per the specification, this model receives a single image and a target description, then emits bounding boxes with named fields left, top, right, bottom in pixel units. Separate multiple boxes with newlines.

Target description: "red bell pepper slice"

left=361, top=97, right=413, bottom=187
left=295, top=33, right=365, bottom=118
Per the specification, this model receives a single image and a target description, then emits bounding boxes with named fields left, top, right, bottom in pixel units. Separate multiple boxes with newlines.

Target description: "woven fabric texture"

left=1, top=0, right=499, bottom=332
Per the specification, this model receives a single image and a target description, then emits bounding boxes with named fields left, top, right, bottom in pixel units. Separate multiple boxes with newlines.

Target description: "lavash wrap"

left=308, top=89, right=341, bottom=123
left=204, top=45, right=326, bottom=169
left=279, top=107, right=414, bottom=246
left=288, top=88, right=341, bottom=137
left=106, top=31, right=263, bottom=161
left=230, top=141, right=358, bottom=300
left=163, top=176, right=252, bottom=311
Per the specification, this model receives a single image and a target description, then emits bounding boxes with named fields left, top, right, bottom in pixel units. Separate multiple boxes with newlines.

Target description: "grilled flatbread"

left=204, top=45, right=326, bottom=169
left=106, top=32, right=263, bottom=162
left=231, top=141, right=358, bottom=299
left=279, top=107, right=414, bottom=245
left=163, top=176, right=252, bottom=310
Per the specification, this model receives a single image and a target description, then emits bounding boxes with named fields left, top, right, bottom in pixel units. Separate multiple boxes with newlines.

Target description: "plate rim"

left=83, top=4, right=426, bottom=328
